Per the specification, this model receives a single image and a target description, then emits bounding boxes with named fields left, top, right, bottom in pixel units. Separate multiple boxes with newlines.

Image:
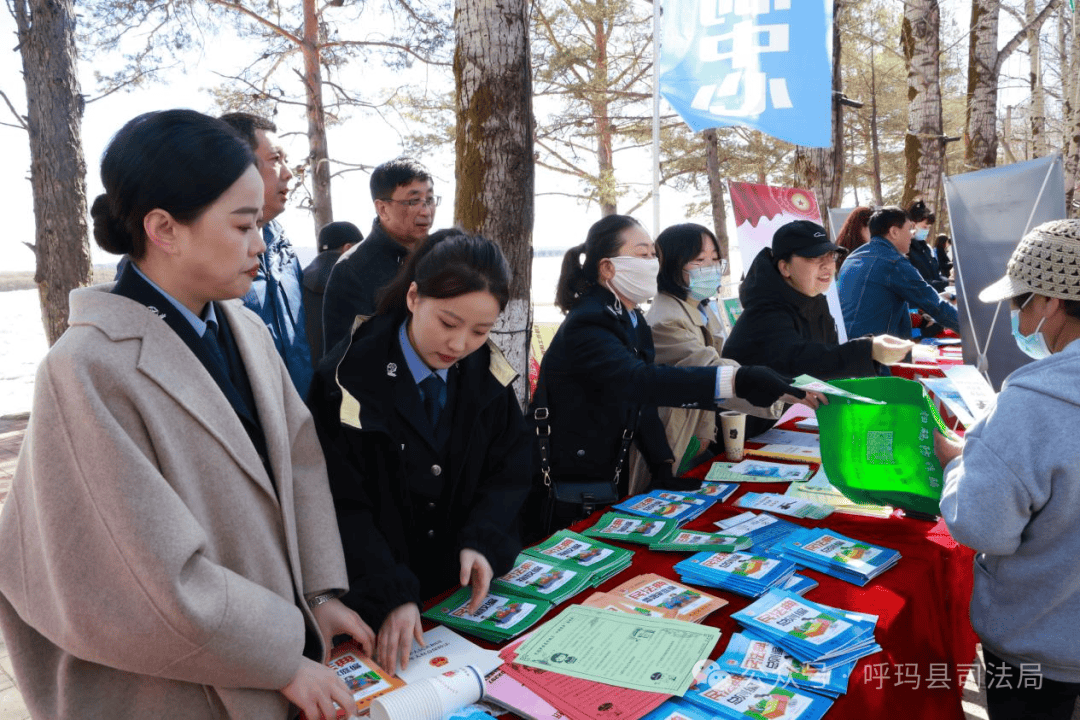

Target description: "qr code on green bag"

left=866, top=431, right=895, bottom=464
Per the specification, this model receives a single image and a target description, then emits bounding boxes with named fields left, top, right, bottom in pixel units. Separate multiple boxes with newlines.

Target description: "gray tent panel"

left=943, top=154, right=1066, bottom=390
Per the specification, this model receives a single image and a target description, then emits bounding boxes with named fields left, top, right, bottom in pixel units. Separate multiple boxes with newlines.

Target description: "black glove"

left=734, top=366, right=806, bottom=407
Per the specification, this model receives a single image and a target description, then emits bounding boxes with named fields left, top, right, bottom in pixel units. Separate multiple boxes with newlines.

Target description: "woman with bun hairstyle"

left=0, top=109, right=374, bottom=720
left=626, top=223, right=782, bottom=492
left=307, top=229, right=530, bottom=677
left=530, top=215, right=823, bottom=533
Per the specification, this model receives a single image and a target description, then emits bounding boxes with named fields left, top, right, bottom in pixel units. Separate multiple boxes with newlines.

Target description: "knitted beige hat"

left=979, top=219, right=1080, bottom=303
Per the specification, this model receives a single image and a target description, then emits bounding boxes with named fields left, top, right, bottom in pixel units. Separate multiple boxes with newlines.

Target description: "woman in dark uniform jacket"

left=308, top=230, right=530, bottom=676
left=529, top=215, right=819, bottom=535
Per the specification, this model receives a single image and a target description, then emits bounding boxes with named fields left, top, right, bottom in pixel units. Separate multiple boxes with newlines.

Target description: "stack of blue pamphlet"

left=732, top=589, right=881, bottom=668
left=781, top=573, right=819, bottom=596
left=674, top=550, right=798, bottom=598
left=691, top=482, right=739, bottom=502
left=679, top=660, right=835, bottom=720
left=717, top=631, right=855, bottom=697
left=713, top=511, right=803, bottom=552
left=613, top=490, right=715, bottom=524
left=640, top=699, right=716, bottom=720
left=773, top=528, right=900, bottom=586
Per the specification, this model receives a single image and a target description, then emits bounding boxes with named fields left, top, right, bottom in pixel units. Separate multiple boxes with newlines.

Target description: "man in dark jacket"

left=322, top=158, right=438, bottom=355
left=723, top=220, right=911, bottom=380
left=303, top=222, right=362, bottom=367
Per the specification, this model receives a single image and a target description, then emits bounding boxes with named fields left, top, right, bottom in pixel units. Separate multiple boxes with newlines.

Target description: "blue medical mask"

left=914, top=227, right=929, bottom=241
left=687, top=264, right=723, bottom=302
left=1010, top=296, right=1052, bottom=360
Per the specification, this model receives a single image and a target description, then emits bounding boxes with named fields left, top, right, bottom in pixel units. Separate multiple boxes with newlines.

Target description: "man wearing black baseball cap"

left=303, top=221, right=363, bottom=366
left=723, top=220, right=912, bottom=394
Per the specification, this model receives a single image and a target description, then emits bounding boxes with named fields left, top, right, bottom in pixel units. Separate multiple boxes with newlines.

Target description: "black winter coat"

left=531, top=285, right=716, bottom=495
left=722, top=247, right=877, bottom=381
left=308, top=311, right=531, bottom=628
left=908, top=238, right=949, bottom=291
left=321, top=219, right=410, bottom=356
left=302, top=250, right=339, bottom=367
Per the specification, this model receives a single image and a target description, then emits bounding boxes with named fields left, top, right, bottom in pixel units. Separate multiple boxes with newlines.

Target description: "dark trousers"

left=984, top=648, right=1080, bottom=720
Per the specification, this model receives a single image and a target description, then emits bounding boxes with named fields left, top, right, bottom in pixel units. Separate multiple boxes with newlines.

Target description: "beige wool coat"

left=628, top=292, right=782, bottom=494
left=0, top=285, right=349, bottom=719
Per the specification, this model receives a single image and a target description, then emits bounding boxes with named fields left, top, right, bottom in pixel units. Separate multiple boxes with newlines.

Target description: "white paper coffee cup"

left=370, top=665, right=484, bottom=720
left=719, top=411, right=746, bottom=461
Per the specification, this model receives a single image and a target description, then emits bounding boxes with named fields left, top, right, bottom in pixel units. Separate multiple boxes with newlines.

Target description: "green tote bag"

left=816, top=376, right=951, bottom=516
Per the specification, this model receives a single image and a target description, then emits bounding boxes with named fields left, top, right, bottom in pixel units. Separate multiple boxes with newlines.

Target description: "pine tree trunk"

left=13, top=0, right=92, bottom=346
left=793, top=0, right=844, bottom=220
left=964, top=0, right=1000, bottom=170
left=454, top=0, right=535, bottom=405
left=702, top=129, right=730, bottom=275
left=902, top=0, right=945, bottom=209
left=1065, top=4, right=1080, bottom=215
left=1027, top=0, right=1047, bottom=158
left=303, top=0, right=333, bottom=233
left=593, top=0, right=617, bottom=217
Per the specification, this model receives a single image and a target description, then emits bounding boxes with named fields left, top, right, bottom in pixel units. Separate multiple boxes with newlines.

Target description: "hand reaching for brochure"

left=460, top=548, right=494, bottom=615
left=376, top=602, right=424, bottom=677
left=281, top=657, right=356, bottom=720
left=311, top=597, right=375, bottom=661
left=734, top=366, right=827, bottom=410
left=871, top=334, right=914, bottom=365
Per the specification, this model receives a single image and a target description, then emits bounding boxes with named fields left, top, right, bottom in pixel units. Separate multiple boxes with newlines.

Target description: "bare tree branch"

left=0, top=90, right=28, bottom=130
left=995, top=0, right=1063, bottom=74
left=205, top=0, right=303, bottom=46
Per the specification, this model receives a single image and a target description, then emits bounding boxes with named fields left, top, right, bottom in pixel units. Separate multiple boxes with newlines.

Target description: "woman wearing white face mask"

left=626, top=223, right=784, bottom=494
left=906, top=199, right=948, bottom=291
left=934, top=219, right=1080, bottom=719
left=527, top=215, right=823, bottom=537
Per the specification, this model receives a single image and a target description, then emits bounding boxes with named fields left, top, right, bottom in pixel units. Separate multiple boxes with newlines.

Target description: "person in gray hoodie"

left=935, top=218, right=1080, bottom=719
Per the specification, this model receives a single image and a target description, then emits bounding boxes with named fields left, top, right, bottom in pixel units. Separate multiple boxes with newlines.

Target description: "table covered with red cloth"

left=415, top=450, right=978, bottom=719
left=666, top=462, right=978, bottom=719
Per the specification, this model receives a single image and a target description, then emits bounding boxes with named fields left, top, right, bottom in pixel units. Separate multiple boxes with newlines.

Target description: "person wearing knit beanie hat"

left=936, top=218, right=1080, bottom=717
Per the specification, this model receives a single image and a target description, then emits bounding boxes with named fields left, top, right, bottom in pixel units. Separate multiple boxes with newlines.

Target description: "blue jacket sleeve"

left=889, top=259, right=959, bottom=331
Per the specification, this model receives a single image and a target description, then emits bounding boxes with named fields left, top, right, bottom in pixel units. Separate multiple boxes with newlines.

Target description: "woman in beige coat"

left=628, top=224, right=781, bottom=493
left=0, top=110, right=373, bottom=720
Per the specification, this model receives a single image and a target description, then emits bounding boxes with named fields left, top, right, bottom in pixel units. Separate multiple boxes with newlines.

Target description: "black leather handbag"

left=529, top=378, right=632, bottom=536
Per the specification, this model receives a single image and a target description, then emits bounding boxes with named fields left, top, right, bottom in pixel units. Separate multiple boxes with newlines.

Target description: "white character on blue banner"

left=659, top=0, right=832, bottom=147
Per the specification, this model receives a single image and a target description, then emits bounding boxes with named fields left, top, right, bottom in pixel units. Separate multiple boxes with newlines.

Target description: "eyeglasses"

left=381, top=196, right=441, bottom=209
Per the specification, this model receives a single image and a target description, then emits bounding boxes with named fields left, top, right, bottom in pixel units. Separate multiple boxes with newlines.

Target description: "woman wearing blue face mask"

left=626, top=223, right=784, bottom=492
left=935, top=219, right=1080, bottom=720
left=906, top=200, right=949, bottom=291
left=527, top=216, right=824, bottom=536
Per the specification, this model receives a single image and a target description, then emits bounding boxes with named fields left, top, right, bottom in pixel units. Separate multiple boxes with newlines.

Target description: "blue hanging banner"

left=659, top=0, right=832, bottom=147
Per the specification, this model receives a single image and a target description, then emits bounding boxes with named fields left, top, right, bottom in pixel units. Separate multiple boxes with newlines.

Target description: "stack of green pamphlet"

left=584, top=512, right=680, bottom=545
left=492, top=530, right=634, bottom=604
left=423, top=587, right=551, bottom=643
left=529, top=529, right=634, bottom=585
left=649, top=529, right=752, bottom=553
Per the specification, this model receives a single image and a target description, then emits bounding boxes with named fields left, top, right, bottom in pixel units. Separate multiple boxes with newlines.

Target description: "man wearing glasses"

left=322, top=158, right=440, bottom=355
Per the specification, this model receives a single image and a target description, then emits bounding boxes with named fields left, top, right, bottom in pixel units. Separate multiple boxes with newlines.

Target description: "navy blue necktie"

left=203, top=318, right=233, bottom=379
left=420, top=373, right=446, bottom=428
